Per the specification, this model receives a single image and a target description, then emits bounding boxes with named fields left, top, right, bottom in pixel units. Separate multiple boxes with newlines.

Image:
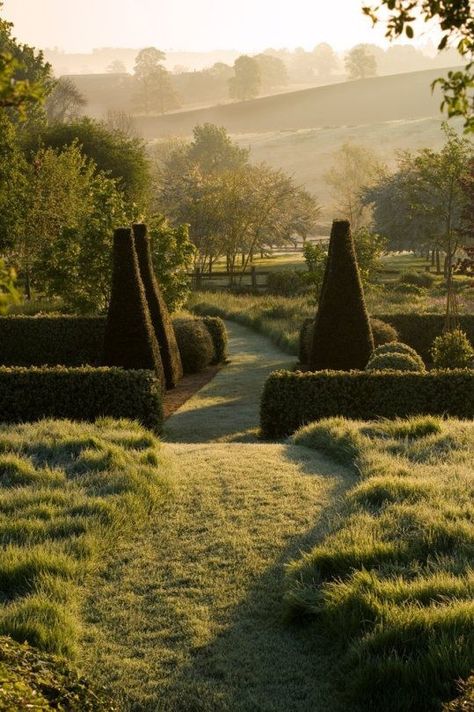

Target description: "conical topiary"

left=102, top=227, right=165, bottom=389
left=133, top=223, right=183, bottom=389
left=309, top=219, right=374, bottom=370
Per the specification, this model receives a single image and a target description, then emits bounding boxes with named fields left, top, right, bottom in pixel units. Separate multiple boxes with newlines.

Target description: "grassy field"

left=0, top=419, right=171, bottom=659
left=81, top=440, right=354, bottom=712
left=288, top=416, right=474, bottom=712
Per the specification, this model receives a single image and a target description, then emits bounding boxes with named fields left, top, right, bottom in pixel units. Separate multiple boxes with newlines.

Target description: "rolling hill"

left=136, top=67, right=453, bottom=139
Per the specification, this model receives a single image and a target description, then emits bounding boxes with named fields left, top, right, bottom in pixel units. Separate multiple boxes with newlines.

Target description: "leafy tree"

left=345, top=45, right=377, bottom=80
left=254, top=54, right=288, bottom=92
left=326, top=142, right=385, bottom=230
left=461, top=157, right=474, bottom=240
left=362, top=0, right=474, bottom=131
left=312, top=43, right=339, bottom=77
left=23, top=117, right=151, bottom=207
left=0, top=114, right=28, bottom=250
left=186, top=123, right=249, bottom=174
left=107, top=60, right=127, bottom=74
left=0, top=4, right=50, bottom=116
left=0, top=259, right=19, bottom=313
left=229, top=55, right=261, bottom=101
left=149, top=215, right=196, bottom=312
left=366, top=127, right=472, bottom=268
left=45, top=77, right=86, bottom=123
left=133, top=47, right=180, bottom=114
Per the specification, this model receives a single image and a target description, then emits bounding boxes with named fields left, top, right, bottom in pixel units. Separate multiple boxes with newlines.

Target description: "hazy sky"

left=2, top=0, right=437, bottom=53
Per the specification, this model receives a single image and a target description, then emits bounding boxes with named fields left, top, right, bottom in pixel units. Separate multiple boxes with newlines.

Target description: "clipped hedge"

left=260, top=369, right=474, bottom=439
left=300, top=314, right=474, bottom=365
left=0, top=316, right=227, bottom=373
left=377, top=314, right=474, bottom=364
left=0, top=316, right=104, bottom=367
left=172, top=318, right=215, bottom=374
left=202, top=316, right=229, bottom=363
left=0, top=367, right=163, bottom=432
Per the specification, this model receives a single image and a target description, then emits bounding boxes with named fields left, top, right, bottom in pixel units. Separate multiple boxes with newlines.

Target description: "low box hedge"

left=0, top=316, right=228, bottom=372
left=0, top=367, right=163, bottom=432
left=261, top=369, right=474, bottom=439
left=299, top=314, right=474, bottom=365
left=377, top=313, right=474, bottom=363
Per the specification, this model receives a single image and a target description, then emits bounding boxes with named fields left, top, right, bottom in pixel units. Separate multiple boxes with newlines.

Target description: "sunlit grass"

left=0, top=419, right=171, bottom=658
left=288, top=416, right=474, bottom=711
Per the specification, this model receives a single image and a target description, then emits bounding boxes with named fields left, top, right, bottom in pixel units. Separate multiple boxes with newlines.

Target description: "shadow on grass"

left=138, top=446, right=352, bottom=712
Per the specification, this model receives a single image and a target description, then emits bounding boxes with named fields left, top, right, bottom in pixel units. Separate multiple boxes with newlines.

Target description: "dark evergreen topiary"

left=133, top=223, right=183, bottom=389
left=309, top=220, right=374, bottom=370
left=102, top=227, right=165, bottom=388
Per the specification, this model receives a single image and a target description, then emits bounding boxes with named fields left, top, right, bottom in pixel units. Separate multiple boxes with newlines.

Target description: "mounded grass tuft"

left=288, top=416, right=474, bottom=711
left=0, top=418, right=171, bottom=658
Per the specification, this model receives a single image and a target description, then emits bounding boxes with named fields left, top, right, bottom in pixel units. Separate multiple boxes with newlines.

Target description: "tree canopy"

left=363, top=0, right=474, bottom=131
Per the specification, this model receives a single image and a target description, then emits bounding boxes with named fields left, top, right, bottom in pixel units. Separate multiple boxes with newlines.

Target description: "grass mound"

left=288, top=416, right=474, bottom=711
left=0, top=634, right=116, bottom=710
left=0, top=419, right=170, bottom=658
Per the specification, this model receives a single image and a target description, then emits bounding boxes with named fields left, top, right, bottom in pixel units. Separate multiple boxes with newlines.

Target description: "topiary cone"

left=309, top=220, right=374, bottom=370
left=102, top=227, right=165, bottom=389
left=133, top=223, right=183, bottom=389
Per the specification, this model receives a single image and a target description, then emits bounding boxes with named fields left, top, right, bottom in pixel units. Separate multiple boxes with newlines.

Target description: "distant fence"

left=188, top=266, right=270, bottom=291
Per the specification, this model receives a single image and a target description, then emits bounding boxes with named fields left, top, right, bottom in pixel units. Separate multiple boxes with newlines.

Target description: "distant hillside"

left=136, top=68, right=452, bottom=138
left=227, top=117, right=461, bottom=222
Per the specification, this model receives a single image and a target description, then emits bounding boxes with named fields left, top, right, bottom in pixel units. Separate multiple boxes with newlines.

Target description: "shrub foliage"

left=431, top=329, right=474, bottom=369
left=0, top=315, right=227, bottom=373
left=366, top=352, right=426, bottom=373
left=173, top=318, right=215, bottom=374
left=260, top=369, right=474, bottom=438
left=309, top=220, right=374, bottom=370
left=0, top=367, right=163, bottom=431
left=102, top=227, right=165, bottom=387
left=133, top=223, right=183, bottom=389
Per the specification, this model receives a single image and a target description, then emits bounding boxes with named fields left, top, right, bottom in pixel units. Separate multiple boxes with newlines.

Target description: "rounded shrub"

left=373, top=341, right=422, bottom=360
left=267, top=270, right=306, bottom=297
left=370, top=318, right=399, bottom=347
left=366, top=352, right=426, bottom=373
left=173, top=318, right=215, bottom=374
left=399, top=270, right=436, bottom=289
left=392, top=283, right=425, bottom=296
left=431, top=329, right=474, bottom=369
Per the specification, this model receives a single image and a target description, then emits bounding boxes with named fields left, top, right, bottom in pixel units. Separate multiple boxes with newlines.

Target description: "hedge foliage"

left=300, top=314, right=474, bottom=365
left=377, top=314, right=474, bottom=364
left=102, top=228, right=165, bottom=386
left=134, top=223, right=183, bottom=389
left=0, top=367, right=163, bottom=431
left=260, top=369, right=474, bottom=439
left=309, top=220, right=374, bottom=370
left=366, top=352, right=426, bottom=373
left=173, top=318, right=215, bottom=374
left=300, top=317, right=397, bottom=364
left=0, top=635, right=117, bottom=711
left=0, top=316, right=227, bottom=373
left=202, top=316, right=229, bottom=363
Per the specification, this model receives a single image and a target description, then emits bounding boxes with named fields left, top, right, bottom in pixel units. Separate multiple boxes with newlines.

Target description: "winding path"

left=164, top=320, right=294, bottom=443
left=84, top=320, right=352, bottom=712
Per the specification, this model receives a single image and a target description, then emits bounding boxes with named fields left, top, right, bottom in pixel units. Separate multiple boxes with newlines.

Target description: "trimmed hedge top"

left=261, top=368, right=474, bottom=439
left=0, top=366, right=163, bottom=431
left=0, top=315, right=227, bottom=373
